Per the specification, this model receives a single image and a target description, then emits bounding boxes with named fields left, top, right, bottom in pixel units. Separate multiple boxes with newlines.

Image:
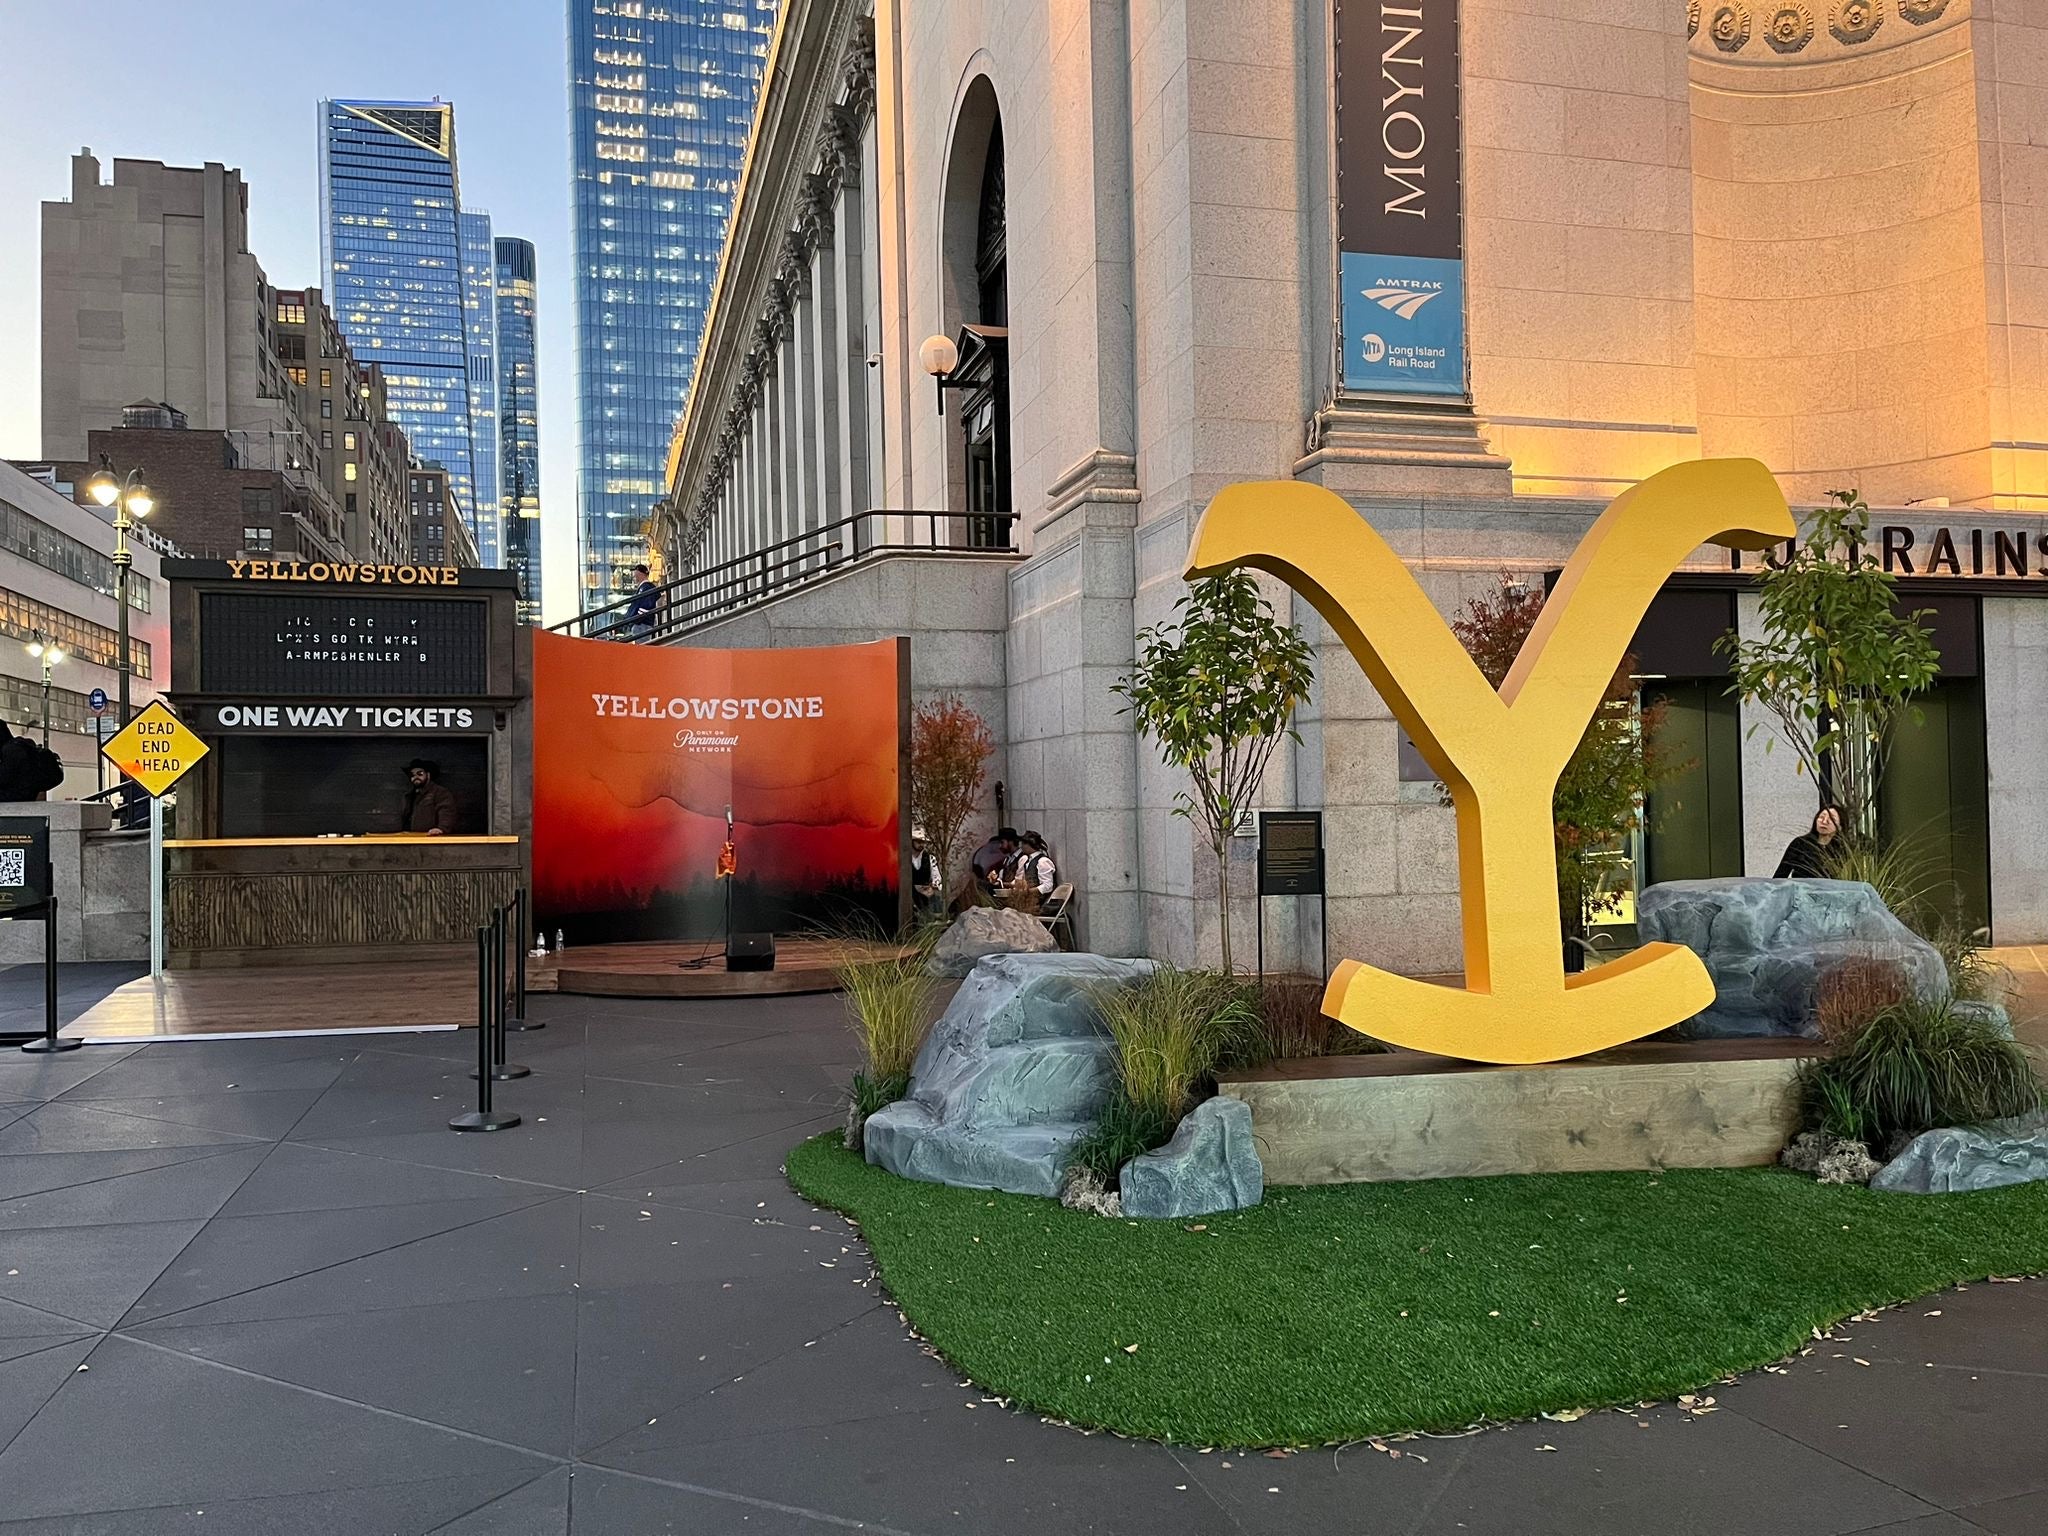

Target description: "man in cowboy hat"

left=402, top=758, right=459, bottom=835
left=909, top=826, right=943, bottom=920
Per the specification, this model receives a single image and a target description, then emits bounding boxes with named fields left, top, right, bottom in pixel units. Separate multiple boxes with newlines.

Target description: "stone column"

left=808, top=203, right=844, bottom=549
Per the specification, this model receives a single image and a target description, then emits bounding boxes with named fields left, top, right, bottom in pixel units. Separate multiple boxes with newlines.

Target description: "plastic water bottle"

left=555, top=928, right=566, bottom=951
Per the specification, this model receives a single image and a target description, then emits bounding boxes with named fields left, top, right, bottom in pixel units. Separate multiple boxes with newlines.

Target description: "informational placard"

left=197, top=592, right=489, bottom=698
left=1335, top=0, right=1467, bottom=396
left=0, top=818, right=50, bottom=914
left=100, top=699, right=210, bottom=797
left=1258, top=811, right=1325, bottom=897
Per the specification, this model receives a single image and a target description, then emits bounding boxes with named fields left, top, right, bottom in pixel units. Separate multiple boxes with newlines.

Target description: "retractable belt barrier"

left=449, top=893, right=530, bottom=1132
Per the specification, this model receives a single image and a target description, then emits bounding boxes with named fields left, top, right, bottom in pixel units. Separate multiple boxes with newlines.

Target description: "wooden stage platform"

left=53, top=937, right=887, bottom=1040
left=60, top=958, right=478, bottom=1042
left=548, top=937, right=890, bottom=999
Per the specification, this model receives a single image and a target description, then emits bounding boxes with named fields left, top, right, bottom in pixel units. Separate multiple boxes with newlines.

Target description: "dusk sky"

left=0, top=0, right=591, bottom=621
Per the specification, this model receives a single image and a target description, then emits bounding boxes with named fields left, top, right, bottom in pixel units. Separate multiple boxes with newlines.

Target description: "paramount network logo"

left=1358, top=283, right=1443, bottom=321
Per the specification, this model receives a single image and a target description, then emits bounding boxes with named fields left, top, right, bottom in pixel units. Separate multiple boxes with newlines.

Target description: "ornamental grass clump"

left=1067, top=966, right=1259, bottom=1182
left=1814, top=954, right=1913, bottom=1049
left=1230, top=976, right=1388, bottom=1065
left=1800, top=997, right=2042, bottom=1155
left=837, top=942, right=941, bottom=1135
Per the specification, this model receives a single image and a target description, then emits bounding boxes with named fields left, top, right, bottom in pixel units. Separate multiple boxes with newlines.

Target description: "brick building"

left=408, top=462, right=479, bottom=568
left=42, top=403, right=349, bottom=563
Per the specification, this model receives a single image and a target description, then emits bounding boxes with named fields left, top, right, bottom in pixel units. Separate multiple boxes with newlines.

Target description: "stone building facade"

left=650, top=0, right=2048, bottom=966
left=41, top=155, right=319, bottom=474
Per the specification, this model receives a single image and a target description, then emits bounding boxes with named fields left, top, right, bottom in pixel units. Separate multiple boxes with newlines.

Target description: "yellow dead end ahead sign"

left=101, top=699, right=209, bottom=797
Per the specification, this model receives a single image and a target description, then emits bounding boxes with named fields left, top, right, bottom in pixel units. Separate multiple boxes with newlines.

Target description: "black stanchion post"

left=450, top=922, right=518, bottom=1131
left=505, top=887, right=541, bottom=1031
left=21, top=875, right=77, bottom=1054
left=476, top=903, right=529, bottom=1083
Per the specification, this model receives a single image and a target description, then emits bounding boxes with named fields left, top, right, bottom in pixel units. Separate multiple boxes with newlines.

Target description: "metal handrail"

left=555, top=508, right=1021, bottom=644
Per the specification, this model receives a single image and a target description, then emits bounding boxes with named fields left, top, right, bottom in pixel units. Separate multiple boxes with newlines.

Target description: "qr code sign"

left=0, top=848, right=25, bottom=888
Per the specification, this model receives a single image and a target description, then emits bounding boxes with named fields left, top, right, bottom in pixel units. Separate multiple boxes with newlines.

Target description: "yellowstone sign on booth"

left=531, top=631, right=908, bottom=943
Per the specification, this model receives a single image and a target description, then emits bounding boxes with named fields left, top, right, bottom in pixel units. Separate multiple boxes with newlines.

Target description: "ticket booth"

left=161, top=559, right=528, bottom=966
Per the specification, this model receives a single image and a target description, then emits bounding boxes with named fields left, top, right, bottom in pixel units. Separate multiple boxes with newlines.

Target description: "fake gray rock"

left=1119, top=1096, right=1264, bottom=1220
left=1952, top=999, right=2015, bottom=1040
left=1871, top=1112, right=2048, bottom=1194
left=863, top=952, right=1153, bottom=1197
left=1637, top=878, right=1948, bottom=1039
left=930, top=904, right=1056, bottom=978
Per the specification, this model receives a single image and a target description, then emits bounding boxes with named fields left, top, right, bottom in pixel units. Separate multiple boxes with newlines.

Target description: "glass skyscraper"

left=568, top=0, right=779, bottom=609
left=496, top=236, right=544, bottom=624
left=319, top=99, right=487, bottom=555
left=460, top=208, right=501, bottom=566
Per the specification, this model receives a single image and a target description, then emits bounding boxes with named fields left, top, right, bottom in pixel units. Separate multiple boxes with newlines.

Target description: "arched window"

left=941, top=82, right=1010, bottom=546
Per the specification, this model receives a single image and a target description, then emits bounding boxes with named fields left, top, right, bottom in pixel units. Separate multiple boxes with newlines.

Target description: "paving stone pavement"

left=0, top=986, right=2040, bottom=1533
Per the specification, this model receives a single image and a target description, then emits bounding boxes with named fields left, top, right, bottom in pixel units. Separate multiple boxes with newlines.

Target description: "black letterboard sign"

left=199, top=592, right=488, bottom=697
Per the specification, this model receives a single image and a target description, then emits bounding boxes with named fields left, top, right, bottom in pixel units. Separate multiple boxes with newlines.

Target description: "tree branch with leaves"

left=910, top=695, right=995, bottom=910
left=1718, top=489, right=1940, bottom=833
left=1115, top=573, right=1316, bottom=974
left=1449, top=576, right=1680, bottom=968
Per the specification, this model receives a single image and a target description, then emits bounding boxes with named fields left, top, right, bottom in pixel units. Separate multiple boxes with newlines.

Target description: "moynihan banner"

left=1336, top=0, right=1466, bottom=396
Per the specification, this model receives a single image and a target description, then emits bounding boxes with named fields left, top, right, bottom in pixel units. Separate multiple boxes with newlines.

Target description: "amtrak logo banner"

left=1336, top=0, right=1467, bottom=396
left=1342, top=253, right=1465, bottom=394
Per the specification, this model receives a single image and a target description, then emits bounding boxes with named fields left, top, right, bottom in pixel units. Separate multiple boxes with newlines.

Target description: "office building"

left=460, top=208, right=501, bottom=567
left=649, top=0, right=2048, bottom=963
left=41, top=153, right=317, bottom=469
left=319, top=99, right=487, bottom=556
left=567, top=0, right=778, bottom=609
left=0, top=460, right=170, bottom=799
left=495, top=236, right=543, bottom=623
left=271, top=287, right=413, bottom=565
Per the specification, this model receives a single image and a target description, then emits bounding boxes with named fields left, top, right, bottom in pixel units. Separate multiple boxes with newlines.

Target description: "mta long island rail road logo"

left=1185, top=459, right=1797, bottom=1065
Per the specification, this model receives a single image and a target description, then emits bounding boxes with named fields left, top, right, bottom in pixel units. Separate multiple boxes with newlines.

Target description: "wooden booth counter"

left=165, top=835, right=523, bottom=968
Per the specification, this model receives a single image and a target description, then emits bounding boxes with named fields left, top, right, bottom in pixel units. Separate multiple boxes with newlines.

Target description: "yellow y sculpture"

left=1186, top=459, right=1795, bottom=1065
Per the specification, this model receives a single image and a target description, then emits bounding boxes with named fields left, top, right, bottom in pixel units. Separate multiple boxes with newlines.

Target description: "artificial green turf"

left=786, top=1133, right=2048, bottom=1447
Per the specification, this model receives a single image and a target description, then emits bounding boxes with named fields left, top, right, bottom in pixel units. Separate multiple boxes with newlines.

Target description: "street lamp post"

left=83, top=456, right=153, bottom=728
left=24, top=633, right=65, bottom=748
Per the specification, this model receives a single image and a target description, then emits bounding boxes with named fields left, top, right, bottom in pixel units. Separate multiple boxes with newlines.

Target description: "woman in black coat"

left=1775, top=804, right=1844, bottom=879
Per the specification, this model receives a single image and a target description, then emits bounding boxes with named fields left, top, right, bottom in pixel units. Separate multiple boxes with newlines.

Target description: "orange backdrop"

left=531, top=630, right=904, bottom=941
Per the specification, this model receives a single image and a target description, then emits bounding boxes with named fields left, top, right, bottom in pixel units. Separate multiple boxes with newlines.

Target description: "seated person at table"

left=970, top=826, right=1020, bottom=893
left=996, top=830, right=1057, bottom=912
left=403, top=759, right=459, bottom=836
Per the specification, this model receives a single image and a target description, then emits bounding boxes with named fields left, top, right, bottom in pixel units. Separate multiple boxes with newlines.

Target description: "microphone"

left=725, top=804, right=734, bottom=834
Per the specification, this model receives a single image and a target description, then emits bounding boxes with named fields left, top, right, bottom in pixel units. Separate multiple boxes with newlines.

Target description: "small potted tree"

left=1115, top=573, right=1315, bottom=975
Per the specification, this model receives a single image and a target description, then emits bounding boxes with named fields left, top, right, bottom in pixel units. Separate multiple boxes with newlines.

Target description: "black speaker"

left=725, top=933, right=776, bottom=972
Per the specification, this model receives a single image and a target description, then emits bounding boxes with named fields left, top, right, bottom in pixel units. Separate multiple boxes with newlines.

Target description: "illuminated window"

left=344, top=462, right=358, bottom=482
left=319, top=368, right=332, bottom=388
left=343, top=431, right=358, bottom=451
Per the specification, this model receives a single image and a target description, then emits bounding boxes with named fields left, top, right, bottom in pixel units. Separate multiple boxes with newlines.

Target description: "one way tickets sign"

left=101, top=699, right=209, bottom=796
